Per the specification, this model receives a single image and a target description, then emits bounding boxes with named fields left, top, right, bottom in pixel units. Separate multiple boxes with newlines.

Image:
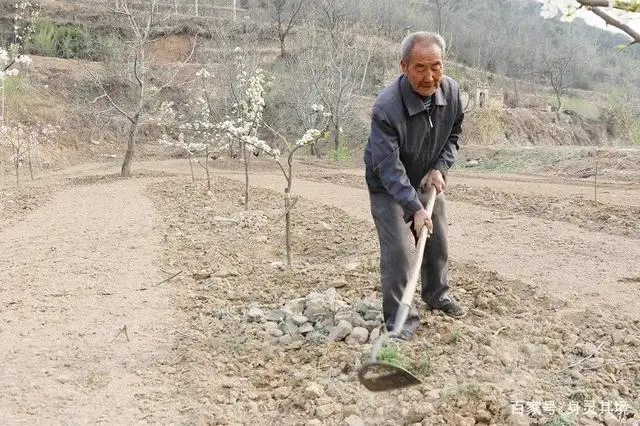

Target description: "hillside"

left=1, top=0, right=639, bottom=178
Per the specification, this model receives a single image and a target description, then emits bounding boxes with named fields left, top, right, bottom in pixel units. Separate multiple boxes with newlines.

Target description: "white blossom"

left=195, top=68, right=211, bottom=78
left=295, top=128, right=323, bottom=147
left=540, top=0, right=582, bottom=22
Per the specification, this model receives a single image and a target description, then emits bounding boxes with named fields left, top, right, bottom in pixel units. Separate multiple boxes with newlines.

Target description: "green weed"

left=326, top=145, right=351, bottom=162
left=547, top=413, right=574, bottom=426
left=376, top=344, right=412, bottom=370
left=448, top=328, right=463, bottom=344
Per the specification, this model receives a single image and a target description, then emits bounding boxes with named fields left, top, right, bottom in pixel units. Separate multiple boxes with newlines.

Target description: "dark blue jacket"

left=364, top=74, right=464, bottom=221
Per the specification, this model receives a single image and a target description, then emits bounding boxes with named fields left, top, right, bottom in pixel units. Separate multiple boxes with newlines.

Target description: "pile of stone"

left=247, top=288, right=384, bottom=346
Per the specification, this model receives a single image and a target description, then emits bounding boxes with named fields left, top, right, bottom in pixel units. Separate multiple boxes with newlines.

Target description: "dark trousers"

left=369, top=191, right=449, bottom=332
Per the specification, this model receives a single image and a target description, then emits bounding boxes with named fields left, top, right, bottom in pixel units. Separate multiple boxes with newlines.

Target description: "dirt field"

left=0, top=156, right=638, bottom=425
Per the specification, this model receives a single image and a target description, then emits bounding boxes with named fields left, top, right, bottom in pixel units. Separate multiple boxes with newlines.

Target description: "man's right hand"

left=412, top=208, right=433, bottom=238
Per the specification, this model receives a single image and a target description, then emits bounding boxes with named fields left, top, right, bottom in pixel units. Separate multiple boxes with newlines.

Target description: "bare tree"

left=266, top=0, right=306, bottom=57
left=300, top=7, right=367, bottom=152
left=94, top=0, right=195, bottom=177
left=0, top=122, right=52, bottom=186
left=542, top=48, right=577, bottom=112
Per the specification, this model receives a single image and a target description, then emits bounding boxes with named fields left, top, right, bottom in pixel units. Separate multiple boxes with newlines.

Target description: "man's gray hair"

left=399, top=31, right=446, bottom=63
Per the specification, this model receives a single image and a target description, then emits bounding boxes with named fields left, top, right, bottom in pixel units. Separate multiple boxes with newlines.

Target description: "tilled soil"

left=298, top=172, right=640, bottom=238
left=2, top=158, right=638, bottom=425
left=148, top=177, right=640, bottom=426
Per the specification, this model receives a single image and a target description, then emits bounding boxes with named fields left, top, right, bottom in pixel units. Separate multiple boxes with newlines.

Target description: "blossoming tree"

left=217, top=49, right=270, bottom=208
left=217, top=52, right=330, bottom=266
left=1, top=1, right=39, bottom=188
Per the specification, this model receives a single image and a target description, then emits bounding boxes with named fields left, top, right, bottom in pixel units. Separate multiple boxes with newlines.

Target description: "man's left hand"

left=420, top=169, right=446, bottom=193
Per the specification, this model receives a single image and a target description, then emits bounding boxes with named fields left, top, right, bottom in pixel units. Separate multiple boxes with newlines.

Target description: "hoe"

left=358, top=186, right=437, bottom=392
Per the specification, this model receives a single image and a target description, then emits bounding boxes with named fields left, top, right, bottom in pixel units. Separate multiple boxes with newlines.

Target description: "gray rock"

left=603, top=412, right=621, bottom=426
left=247, top=307, right=265, bottom=323
left=283, top=298, right=306, bottom=314
left=506, top=413, right=530, bottom=426
left=567, top=368, right=584, bottom=381
left=354, top=300, right=376, bottom=315
left=290, top=314, right=309, bottom=326
left=451, top=414, right=475, bottom=426
left=332, top=300, right=350, bottom=312
left=474, top=410, right=492, bottom=424
left=335, top=312, right=367, bottom=328
left=283, top=318, right=299, bottom=335
left=364, top=310, right=381, bottom=321
left=304, top=298, right=330, bottom=322
left=274, top=386, right=291, bottom=400
left=315, top=403, right=335, bottom=419
left=305, top=420, right=322, bottom=426
left=305, top=382, right=325, bottom=399
left=265, top=309, right=287, bottom=322
left=345, top=327, right=369, bottom=345
left=364, top=320, right=384, bottom=330
left=575, top=342, right=599, bottom=357
left=368, top=326, right=382, bottom=343
left=315, top=318, right=336, bottom=332
left=263, top=321, right=279, bottom=331
left=279, top=335, right=293, bottom=345
left=332, top=279, right=347, bottom=288
left=343, top=415, right=365, bottom=426
left=306, top=330, right=328, bottom=343
left=405, top=404, right=434, bottom=423
left=328, top=320, right=353, bottom=341
left=269, top=328, right=284, bottom=338
left=342, top=404, right=358, bottom=416
left=298, top=323, right=315, bottom=334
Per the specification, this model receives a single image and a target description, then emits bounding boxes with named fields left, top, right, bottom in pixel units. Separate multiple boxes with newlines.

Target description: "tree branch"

left=578, top=0, right=639, bottom=11
left=94, top=78, right=134, bottom=123
left=284, top=0, right=305, bottom=37
left=585, top=5, right=640, bottom=44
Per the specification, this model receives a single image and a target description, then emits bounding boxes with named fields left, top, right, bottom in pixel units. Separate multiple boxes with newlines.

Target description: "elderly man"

left=364, top=31, right=465, bottom=340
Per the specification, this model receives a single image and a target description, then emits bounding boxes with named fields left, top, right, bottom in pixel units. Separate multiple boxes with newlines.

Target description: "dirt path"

left=214, top=172, right=640, bottom=320
left=0, top=179, right=181, bottom=423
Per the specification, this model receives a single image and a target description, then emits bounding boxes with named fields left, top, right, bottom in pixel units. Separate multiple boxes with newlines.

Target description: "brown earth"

left=1, top=157, right=639, bottom=425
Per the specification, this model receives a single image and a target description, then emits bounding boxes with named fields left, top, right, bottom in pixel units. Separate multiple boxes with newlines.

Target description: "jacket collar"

left=400, top=74, right=448, bottom=117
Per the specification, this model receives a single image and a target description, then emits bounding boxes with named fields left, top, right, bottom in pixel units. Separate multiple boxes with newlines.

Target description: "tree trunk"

left=285, top=188, right=292, bottom=267
left=187, top=155, right=195, bottom=182
left=242, top=143, right=249, bottom=209
left=333, top=121, right=340, bottom=150
left=594, top=148, right=598, bottom=203
left=14, top=154, right=19, bottom=187
left=121, top=114, right=140, bottom=177
left=280, top=36, right=286, bottom=57
left=28, top=147, right=34, bottom=180
left=205, top=146, right=211, bottom=192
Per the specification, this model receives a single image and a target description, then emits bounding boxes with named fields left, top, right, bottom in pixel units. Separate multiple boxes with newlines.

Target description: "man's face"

left=400, top=41, right=443, bottom=97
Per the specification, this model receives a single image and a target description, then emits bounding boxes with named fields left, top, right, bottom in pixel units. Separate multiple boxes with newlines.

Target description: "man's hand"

left=420, top=169, right=446, bottom=193
left=412, top=208, right=433, bottom=238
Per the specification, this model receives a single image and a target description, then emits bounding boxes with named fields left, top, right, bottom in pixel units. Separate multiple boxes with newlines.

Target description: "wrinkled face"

left=401, top=41, right=443, bottom=97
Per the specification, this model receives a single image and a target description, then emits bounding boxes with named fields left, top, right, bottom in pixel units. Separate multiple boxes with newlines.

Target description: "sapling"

left=217, top=60, right=330, bottom=265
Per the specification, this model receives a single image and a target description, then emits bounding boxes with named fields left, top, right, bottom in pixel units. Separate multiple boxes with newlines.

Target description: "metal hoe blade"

left=358, top=361, right=421, bottom=392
